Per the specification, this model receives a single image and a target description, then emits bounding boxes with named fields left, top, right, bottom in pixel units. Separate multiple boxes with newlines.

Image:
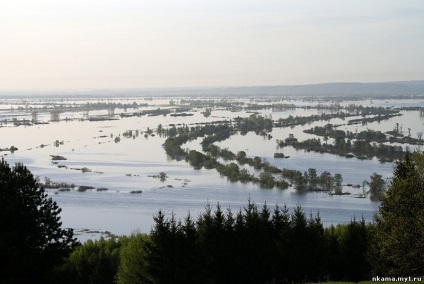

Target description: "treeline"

left=185, top=147, right=290, bottom=189
left=57, top=202, right=373, bottom=284
left=162, top=115, right=291, bottom=189
left=280, top=133, right=404, bottom=162
left=20, top=101, right=146, bottom=113
left=161, top=116, right=359, bottom=191
left=273, top=112, right=355, bottom=127
left=347, top=113, right=401, bottom=125
left=281, top=168, right=344, bottom=193
left=163, top=122, right=234, bottom=160
left=180, top=98, right=244, bottom=109
left=201, top=129, right=387, bottom=199
left=273, top=105, right=402, bottom=128
left=304, top=124, right=423, bottom=146
left=161, top=116, right=391, bottom=196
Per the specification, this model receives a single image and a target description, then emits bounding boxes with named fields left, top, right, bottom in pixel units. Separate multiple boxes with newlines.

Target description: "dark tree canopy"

left=0, top=159, right=77, bottom=283
left=134, top=201, right=371, bottom=284
left=373, top=152, right=424, bottom=276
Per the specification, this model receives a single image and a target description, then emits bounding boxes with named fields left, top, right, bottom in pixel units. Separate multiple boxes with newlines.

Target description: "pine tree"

left=288, top=205, right=308, bottom=282
left=305, top=212, right=326, bottom=282
left=0, top=159, right=76, bottom=283
left=340, top=218, right=370, bottom=281
left=144, top=210, right=174, bottom=283
left=271, top=205, right=291, bottom=280
left=179, top=212, right=199, bottom=283
left=373, top=152, right=424, bottom=275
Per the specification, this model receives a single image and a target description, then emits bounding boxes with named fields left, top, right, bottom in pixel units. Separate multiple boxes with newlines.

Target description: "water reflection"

left=1, top=97, right=421, bottom=238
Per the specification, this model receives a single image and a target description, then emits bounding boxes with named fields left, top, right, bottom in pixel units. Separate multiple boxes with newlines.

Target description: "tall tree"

left=373, top=152, right=424, bottom=275
left=144, top=210, right=174, bottom=284
left=340, top=218, right=371, bottom=281
left=270, top=205, right=291, bottom=281
left=0, top=159, right=77, bottom=283
left=178, top=212, right=200, bottom=284
left=288, top=205, right=309, bottom=282
left=320, top=171, right=333, bottom=192
left=307, top=168, right=319, bottom=190
left=333, top=173, right=343, bottom=194
left=368, top=172, right=386, bottom=201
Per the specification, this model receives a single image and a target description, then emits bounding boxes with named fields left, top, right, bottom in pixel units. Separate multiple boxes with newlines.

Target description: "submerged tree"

left=368, top=173, right=386, bottom=201
left=320, top=171, right=333, bottom=192
left=0, top=159, right=77, bottom=283
left=333, top=173, right=343, bottom=194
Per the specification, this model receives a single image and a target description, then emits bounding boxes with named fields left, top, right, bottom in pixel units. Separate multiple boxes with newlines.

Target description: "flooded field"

left=1, top=95, right=423, bottom=239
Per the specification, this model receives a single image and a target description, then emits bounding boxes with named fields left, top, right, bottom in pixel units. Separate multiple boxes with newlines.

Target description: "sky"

left=0, top=0, right=423, bottom=90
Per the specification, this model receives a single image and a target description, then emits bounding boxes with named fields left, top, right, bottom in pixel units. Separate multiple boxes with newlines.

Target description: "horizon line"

left=1, top=79, right=423, bottom=93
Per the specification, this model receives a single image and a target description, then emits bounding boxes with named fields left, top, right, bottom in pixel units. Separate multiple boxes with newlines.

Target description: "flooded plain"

left=1, top=96, right=423, bottom=239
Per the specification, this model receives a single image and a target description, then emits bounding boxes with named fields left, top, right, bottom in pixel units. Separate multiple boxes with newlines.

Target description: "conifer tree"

left=305, top=212, right=326, bottom=281
left=210, top=203, right=229, bottom=283
left=179, top=212, right=199, bottom=283
left=144, top=210, right=174, bottom=283
left=340, top=218, right=370, bottom=281
left=0, top=159, right=76, bottom=283
left=325, top=225, right=344, bottom=280
left=288, top=205, right=308, bottom=282
left=374, top=152, right=424, bottom=275
left=271, top=205, right=290, bottom=280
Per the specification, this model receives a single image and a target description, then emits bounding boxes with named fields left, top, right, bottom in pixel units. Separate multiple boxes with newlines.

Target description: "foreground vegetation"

left=60, top=204, right=372, bottom=284
left=0, top=159, right=78, bottom=283
left=2, top=151, right=424, bottom=283
left=58, top=148, right=424, bottom=283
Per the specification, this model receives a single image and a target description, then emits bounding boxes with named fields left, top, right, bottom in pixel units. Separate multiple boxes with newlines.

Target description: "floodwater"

left=1, top=96, right=423, bottom=240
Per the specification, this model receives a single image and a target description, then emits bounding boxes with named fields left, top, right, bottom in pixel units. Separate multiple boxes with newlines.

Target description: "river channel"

left=1, top=96, right=423, bottom=240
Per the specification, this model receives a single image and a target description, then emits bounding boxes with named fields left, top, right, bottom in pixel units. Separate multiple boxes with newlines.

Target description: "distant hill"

left=188, top=80, right=424, bottom=96
left=2, top=80, right=424, bottom=98
left=129, top=80, right=424, bottom=97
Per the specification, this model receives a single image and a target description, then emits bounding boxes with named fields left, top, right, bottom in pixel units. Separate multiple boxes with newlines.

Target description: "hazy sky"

left=1, top=0, right=423, bottom=89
